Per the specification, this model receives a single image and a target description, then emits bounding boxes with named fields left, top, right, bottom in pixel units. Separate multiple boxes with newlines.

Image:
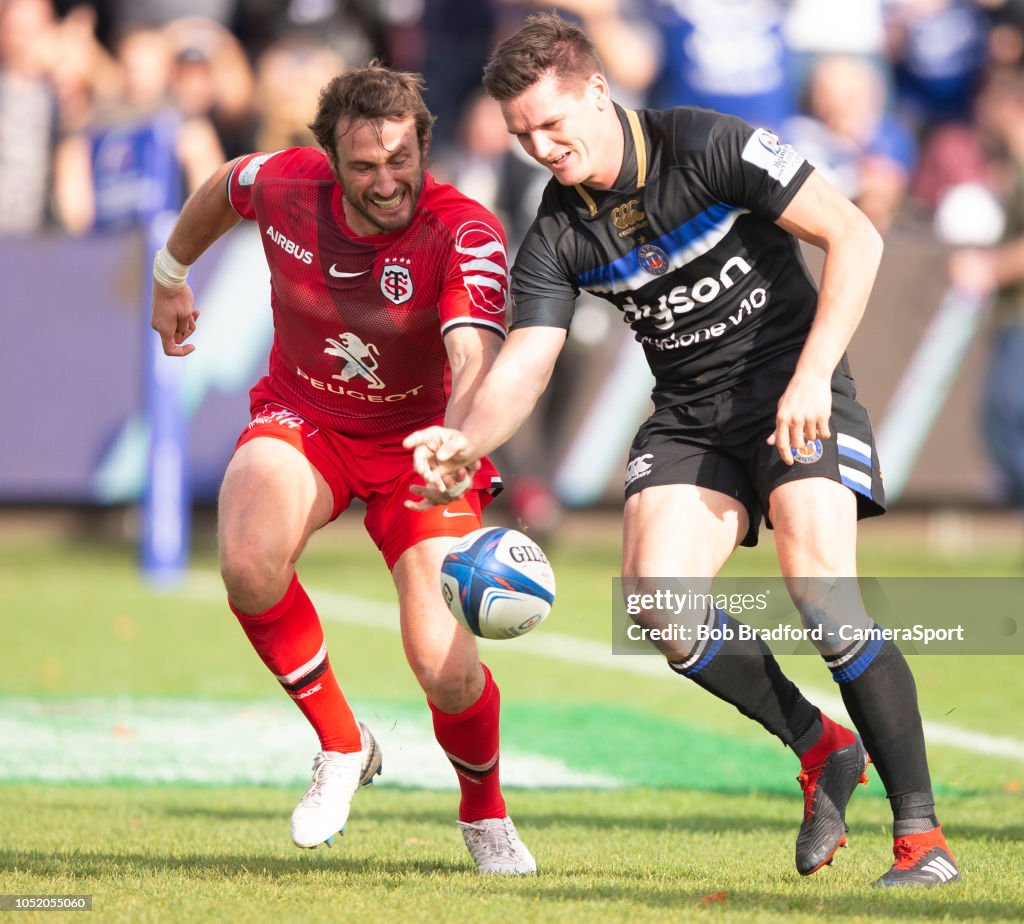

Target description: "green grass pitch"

left=0, top=513, right=1021, bottom=922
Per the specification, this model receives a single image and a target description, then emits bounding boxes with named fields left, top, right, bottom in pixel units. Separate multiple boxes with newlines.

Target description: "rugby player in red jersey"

left=149, top=63, right=534, bottom=874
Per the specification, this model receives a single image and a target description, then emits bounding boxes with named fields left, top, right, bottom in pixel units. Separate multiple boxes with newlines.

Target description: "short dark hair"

left=482, top=11, right=604, bottom=101
left=309, top=61, right=436, bottom=167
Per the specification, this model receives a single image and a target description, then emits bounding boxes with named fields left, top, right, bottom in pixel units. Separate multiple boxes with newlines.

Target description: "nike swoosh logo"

left=328, top=264, right=369, bottom=278
left=441, top=509, right=475, bottom=518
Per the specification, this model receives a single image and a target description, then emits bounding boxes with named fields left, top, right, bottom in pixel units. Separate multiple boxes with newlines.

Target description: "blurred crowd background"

left=5, top=0, right=1024, bottom=240
left=4, top=0, right=1024, bottom=543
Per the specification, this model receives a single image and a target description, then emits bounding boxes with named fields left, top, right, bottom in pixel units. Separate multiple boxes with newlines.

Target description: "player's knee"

left=219, top=544, right=290, bottom=612
left=413, top=659, right=480, bottom=712
left=788, top=580, right=872, bottom=656
left=792, top=601, right=842, bottom=655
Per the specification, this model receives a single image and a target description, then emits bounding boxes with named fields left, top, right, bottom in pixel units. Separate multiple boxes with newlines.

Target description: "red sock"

left=230, top=573, right=361, bottom=753
left=800, top=711, right=857, bottom=770
left=430, top=663, right=507, bottom=823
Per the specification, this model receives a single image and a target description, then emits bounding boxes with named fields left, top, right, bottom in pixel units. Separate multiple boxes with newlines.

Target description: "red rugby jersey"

left=227, top=147, right=508, bottom=437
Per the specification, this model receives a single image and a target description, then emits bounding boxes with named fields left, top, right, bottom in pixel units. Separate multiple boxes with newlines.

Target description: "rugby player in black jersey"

left=405, top=12, right=959, bottom=888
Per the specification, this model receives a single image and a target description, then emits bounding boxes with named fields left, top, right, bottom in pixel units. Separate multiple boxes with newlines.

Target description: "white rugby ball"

left=440, top=527, right=556, bottom=640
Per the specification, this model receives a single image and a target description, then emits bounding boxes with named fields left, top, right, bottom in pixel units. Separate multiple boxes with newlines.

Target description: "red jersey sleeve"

left=435, top=197, right=509, bottom=341
left=227, top=148, right=327, bottom=219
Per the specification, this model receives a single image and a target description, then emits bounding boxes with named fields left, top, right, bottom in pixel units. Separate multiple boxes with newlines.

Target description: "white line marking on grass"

left=184, top=572, right=1024, bottom=763
left=0, top=697, right=620, bottom=789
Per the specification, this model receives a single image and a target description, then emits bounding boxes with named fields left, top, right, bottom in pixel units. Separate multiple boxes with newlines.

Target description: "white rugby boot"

left=458, top=816, right=537, bottom=874
left=356, top=721, right=383, bottom=787
left=290, top=721, right=382, bottom=848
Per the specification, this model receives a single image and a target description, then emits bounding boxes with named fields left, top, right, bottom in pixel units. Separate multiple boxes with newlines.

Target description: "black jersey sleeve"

left=701, top=114, right=815, bottom=221
left=508, top=214, right=579, bottom=331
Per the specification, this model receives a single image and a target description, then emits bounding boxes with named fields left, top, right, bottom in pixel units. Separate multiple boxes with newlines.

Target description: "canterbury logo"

left=625, top=453, right=654, bottom=487
left=611, top=199, right=645, bottom=231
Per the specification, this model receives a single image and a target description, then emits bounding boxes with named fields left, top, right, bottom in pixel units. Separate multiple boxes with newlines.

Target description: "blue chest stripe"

left=576, top=201, right=741, bottom=291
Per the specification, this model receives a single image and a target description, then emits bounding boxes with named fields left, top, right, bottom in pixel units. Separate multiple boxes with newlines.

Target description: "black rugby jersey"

left=511, top=104, right=830, bottom=404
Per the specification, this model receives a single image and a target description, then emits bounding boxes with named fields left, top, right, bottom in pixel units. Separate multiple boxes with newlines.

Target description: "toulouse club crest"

left=380, top=258, right=413, bottom=305
left=638, top=243, right=670, bottom=277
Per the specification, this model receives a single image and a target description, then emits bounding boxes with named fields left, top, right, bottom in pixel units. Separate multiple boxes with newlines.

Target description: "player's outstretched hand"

left=767, top=371, right=832, bottom=465
left=404, top=461, right=481, bottom=511
left=151, top=282, right=201, bottom=357
left=403, top=426, right=475, bottom=483
left=403, top=425, right=483, bottom=511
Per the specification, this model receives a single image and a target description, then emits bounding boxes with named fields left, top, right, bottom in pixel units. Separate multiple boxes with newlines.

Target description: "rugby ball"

left=440, top=527, right=556, bottom=640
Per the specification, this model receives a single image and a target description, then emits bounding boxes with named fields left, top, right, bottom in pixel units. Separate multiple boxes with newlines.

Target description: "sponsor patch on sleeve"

left=238, top=151, right=279, bottom=187
left=454, top=219, right=508, bottom=316
left=741, top=128, right=805, bottom=187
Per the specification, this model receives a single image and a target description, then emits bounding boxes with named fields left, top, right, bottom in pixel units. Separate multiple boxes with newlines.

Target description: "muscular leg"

left=623, top=484, right=745, bottom=578
left=392, top=536, right=535, bottom=873
left=219, top=437, right=360, bottom=752
left=771, top=478, right=939, bottom=836
left=392, top=538, right=504, bottom=822
left=769, top=477, right=873, bottom=650
left=623, top=484, right=820, bottom=748
left=392, top=537, right=483, bottom=712
left=219, top=437, right=332, bottom=611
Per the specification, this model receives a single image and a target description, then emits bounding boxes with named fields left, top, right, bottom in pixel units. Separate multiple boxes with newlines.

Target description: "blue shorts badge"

left=792, top=439, right=823, bottom=464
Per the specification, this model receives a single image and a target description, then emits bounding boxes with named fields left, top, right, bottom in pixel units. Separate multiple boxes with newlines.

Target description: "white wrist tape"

left=443, top=474, right=473, bottom=499
left=153, top=246, right=190, bottom=289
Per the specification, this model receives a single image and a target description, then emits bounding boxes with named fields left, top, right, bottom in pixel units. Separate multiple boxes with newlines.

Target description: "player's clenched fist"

left=151, top=245, right=201, bottom=357
left=151, top=283, right=201, bottom=357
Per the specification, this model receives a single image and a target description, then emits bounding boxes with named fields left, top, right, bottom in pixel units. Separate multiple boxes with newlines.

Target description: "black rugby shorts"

left=624, top=362, right=886, bottom=546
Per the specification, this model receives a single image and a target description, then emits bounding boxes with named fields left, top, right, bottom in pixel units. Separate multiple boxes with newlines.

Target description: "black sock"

left=891, top=793, right=940, bottom=837
left=828, top=634, right=939, bottom=833
left=669, top=609, right=819, bottom=747
left=791, top=713, right=824, bottom=757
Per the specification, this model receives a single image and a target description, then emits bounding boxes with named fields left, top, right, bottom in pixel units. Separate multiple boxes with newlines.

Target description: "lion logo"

left=324, top=332, right=385, bottom=390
